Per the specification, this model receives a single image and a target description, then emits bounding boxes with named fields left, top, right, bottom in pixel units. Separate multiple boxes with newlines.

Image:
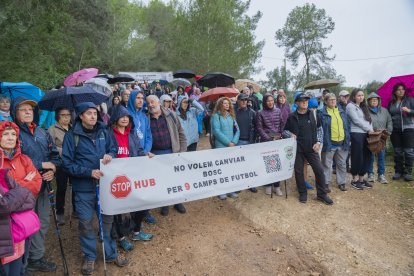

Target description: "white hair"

left=146, top=95, right=160, bottom=103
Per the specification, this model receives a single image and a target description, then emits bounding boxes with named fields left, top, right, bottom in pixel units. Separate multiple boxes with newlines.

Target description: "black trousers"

left=294, top=151, right=326, bottom=196
left=390, top=129, right=414, bottom=174
left=114, top=210, right=147, bottom=239
left=350, top=133, right=371, bottom=176
left=203, top=115, right=211, bottom=134
left=187, top=142, right=198, bottom=152
left=55, top=167, right=75, bottom=215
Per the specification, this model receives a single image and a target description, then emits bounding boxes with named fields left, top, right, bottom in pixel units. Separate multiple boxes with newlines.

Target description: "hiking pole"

left=284, top=180, right=288, bottom=199
left=45, top=177, right=70, bottom=276
left=95, top=181, right=108, bottom=276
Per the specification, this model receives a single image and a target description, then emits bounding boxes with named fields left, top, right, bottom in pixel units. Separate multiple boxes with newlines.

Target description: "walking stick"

left=45, top=178, right=69, bottom=276
left=284, top=179, right=288, bottom=199
left=95, top=182, right=108, bottom=276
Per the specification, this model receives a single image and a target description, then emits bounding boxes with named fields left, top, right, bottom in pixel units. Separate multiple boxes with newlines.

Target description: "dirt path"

left=43, top=136, right=414, bottom=275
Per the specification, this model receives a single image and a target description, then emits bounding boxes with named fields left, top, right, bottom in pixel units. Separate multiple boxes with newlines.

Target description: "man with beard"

left=146, top=95, right=187, bottom=216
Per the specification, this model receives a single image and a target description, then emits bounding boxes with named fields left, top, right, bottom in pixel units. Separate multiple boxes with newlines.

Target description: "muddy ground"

left=42, top=136, right=414, bottom=276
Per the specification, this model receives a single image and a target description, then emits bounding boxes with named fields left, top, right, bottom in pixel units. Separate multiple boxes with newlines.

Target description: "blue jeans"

left=368, top=149, right=385, bottom=175
left=74, top=192, right=117, bottom=261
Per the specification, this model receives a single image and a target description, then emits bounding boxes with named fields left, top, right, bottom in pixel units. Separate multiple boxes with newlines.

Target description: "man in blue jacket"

left=127, top=90, right=152, bottom=153
left=62, top=102, right=128, bottom=275
left=12, top=96, right=61, bottom=273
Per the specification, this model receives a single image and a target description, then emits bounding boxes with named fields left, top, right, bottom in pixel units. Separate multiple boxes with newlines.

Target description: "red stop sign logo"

left=110, top=175, right=132, bottom=199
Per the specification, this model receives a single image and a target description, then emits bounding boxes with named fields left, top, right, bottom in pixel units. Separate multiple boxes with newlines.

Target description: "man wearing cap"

left=235, top=93, right=258, bottom=192
left=153, top=80, right=165, bottom=99
left=11, top=96, right=61, bottom=273
left=338, top=90, right=350, bottom=112
left=284, top=93, right=333, bottom=205
left=62, top=102, right=128, bottom=275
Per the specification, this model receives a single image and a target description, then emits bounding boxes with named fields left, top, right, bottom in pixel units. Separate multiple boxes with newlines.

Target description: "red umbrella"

left=199, top=87, right=239, bottom=102
left=377, top=74, right=414, bottom=107
left=64, top=68, right=99, bottom=87
left=195, top=74, right=203, bottom=81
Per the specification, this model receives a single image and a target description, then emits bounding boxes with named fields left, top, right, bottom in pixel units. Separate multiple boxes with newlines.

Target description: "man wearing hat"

left=338, top=90, right=350, bottom=112
left=235, top=93, right=258, bottom=192
left=11, top=96, right=61, bottom=273
left=284, top=93, right=333, bottom=205
left=62, top=102, right=128, bottom=275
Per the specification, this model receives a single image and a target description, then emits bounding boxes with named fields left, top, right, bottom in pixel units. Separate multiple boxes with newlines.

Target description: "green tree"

left=275, top=3, right=335, bottom=84
left=363, top=80, right=384, bottom=93
left=260, top=66, right=291, bottom=91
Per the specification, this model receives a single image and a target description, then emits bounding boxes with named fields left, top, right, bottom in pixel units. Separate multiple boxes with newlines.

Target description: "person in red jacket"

left=0, top=121, right=42, bottom=196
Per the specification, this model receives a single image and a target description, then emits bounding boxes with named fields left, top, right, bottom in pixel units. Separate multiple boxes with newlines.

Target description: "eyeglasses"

left=17, top=108, right=34, bottom=112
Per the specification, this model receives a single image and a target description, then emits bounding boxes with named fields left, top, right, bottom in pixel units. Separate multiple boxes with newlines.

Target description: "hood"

left=367, top=92, right=382, bottom=108
left=177, top=95, right=189, bottom=114
left=109, top=104, right=134, bottom=128
left=308, top=98, right=319, bottom=109
left=0, top=121, right=22, bottom=157
left=127, top=89, right=146, bottom=114
left=160, top=94, right=173, bottom=106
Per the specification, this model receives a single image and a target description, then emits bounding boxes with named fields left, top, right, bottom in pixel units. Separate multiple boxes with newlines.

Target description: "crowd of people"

left=0, top=78, right=413, bottom=275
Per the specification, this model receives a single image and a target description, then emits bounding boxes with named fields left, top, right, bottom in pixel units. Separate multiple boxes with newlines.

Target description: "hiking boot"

left=174, top=203, right=186, bottom=214
left=404, top=174, right=413, bottom=182
left=107, top=254, right=129, bottom=267
left=325, top=185, right=331, bottom=193
left=305, top=181, right=314, bottom=190
left=56, top=213, right=65, bottom=226
left=361, top=180, right=373, bottom=189
left=299, top=193, right=307, bottom=203
left=27, top=258, right=57, bottom=272
left=351, top=181, right=364, bottom=190
left=338, top=184, right=347, bottom=191
left=378, top=174, right=388, bottom=184
left=249, top=187, right=258, bottom=193
left=218, top=194, right=227, bottom=200
left=265, top=186, right=272, bottom=195
left=160, top=206, right=169, bottom=216
left=119, top=238, right=134, bottom=252
left=367, top=173, right=375, bottom=182
left=392, top=172, right=402, bottom=180
left=317, top=195, right=334, bottom=205
left=144, top=212, right=157, bottom=224
left=132, top=231, right=153, bottom=241
left=227, top=192, right=238, bottom=198
left=273, top=186, right=283, bottom=196
left=81, top=259, right=95, bottom=275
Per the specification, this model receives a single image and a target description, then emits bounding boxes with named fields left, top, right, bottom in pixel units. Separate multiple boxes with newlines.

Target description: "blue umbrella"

left=0, top=82, right=45, bottom=102
left=38, top=86, right=109, bottom=111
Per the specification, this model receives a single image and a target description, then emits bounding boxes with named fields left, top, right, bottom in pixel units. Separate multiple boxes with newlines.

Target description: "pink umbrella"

left=64, top=68, right=99, bottom=87
left=377, top=74, right=414, bottom=107
left=199, top=87, right=239, bottom=102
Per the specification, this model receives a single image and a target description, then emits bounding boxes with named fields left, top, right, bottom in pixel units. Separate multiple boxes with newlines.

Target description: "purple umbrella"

left=377, top=74, right=414, bottom=108
left=64, top=68, right=99, bottom=87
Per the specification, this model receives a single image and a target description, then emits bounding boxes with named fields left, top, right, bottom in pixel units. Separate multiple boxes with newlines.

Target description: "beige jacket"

left=48, top=123, right=70, bottom=156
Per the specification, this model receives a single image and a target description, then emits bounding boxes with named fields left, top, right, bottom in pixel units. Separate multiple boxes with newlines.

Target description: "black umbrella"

left=107, top=73, right=135, bottom=84
left=38, top=86, right=109, bottom=111
left=173, top=69, right=196, bottom=79
left=95, top=73, right=114, bottom=80
left=197, top=72, right=235, bottom=88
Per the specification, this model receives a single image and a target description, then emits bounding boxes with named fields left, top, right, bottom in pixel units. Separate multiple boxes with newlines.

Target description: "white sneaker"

left=367, top=173, right=375, bottom=182
left=265, top=186, right=272, bottom=195
left=227, top=192, right=238, bottom=198
left=273, top=187, right=283, bottom=196
left=378, top=174, right=388, bottom=184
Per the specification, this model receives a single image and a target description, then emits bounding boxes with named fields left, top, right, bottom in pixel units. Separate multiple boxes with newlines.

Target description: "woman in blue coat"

left=211, top=97, right=240, bottom=200
left=176, top=96, right=204, bottom=151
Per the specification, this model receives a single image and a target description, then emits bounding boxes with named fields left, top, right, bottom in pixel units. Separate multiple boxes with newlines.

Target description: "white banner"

left=119, top=71, right=174, bottom=82
left=100, top=139, right=296, bottom=215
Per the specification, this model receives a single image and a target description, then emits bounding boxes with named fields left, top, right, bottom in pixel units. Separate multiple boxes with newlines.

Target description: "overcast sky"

left=248, top=0, right=414, bottom=87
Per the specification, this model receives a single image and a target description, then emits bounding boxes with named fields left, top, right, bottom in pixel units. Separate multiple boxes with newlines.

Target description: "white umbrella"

left=84, top=78, right=112, bottom=97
